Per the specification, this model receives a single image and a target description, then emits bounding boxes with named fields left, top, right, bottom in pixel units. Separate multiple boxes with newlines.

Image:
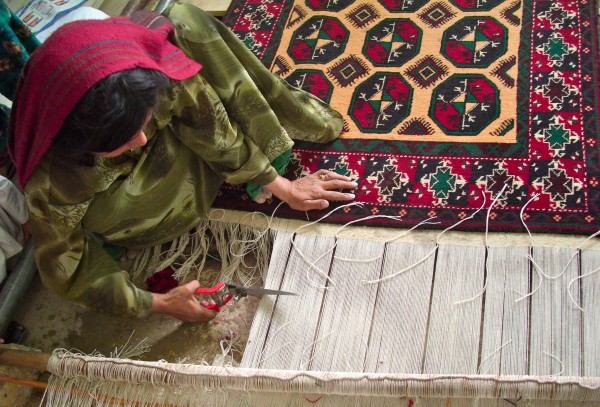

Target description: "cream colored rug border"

left=212, top=209, right=600, bottom=250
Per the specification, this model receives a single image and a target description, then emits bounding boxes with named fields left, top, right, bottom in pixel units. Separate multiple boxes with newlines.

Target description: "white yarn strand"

left=477, top=340, right=513, bottom=375
left=514, top=255, right=544, bottom=303
left=362, top=245, right=437, bottom=285
left=567, top=264, right=600, bottom=312
left=454, top=184, right=508, bottom=305
left=543, top=351, right=565, bottom=376
left=436, top=189, right=487, bottom=242
left=127, top=215, right=276, bottom=288
left=519, top=193, right=540, bottom=246
left=291, top=202, right=365, bottom=287
left=300, top=330, right=336, bottom=370
left=514, top=193, right=544, bottom=302
left=256, top=321, right=293, bottom=367
left=334, top=216, right=439, bottom=263
left=364, top=191, right=488, bottom=285
left=555, top=229, right=600, bottom=283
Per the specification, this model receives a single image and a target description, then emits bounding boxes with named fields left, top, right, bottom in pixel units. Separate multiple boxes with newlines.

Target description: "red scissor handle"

left=195, top=282, right=232, bottom=312
left=202, top=293, right=233, bottom=312
left=195, top=281, right=226, bottom=295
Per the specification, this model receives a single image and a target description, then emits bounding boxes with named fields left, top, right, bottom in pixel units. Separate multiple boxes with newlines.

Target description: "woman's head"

left=8, top=14, right=202, bottom=187
left=51, top=68, right=171, bottom=165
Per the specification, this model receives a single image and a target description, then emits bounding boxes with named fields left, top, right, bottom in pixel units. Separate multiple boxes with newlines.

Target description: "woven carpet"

left=213, top=0, right=600, bottom=234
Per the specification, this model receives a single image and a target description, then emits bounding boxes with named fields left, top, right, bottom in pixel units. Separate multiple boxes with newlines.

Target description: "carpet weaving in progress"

left=213, top=0, right=600, bottom=235
left=43, top=231, right=600, bottom=405
left=241, top=232, right=600, bottom=403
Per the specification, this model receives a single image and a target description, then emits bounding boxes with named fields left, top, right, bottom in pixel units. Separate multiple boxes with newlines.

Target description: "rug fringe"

left=129, top=217, right=273, bottom=287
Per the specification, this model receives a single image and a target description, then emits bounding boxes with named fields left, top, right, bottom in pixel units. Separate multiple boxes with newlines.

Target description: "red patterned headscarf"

left=8, top=13, right=202, bottom=187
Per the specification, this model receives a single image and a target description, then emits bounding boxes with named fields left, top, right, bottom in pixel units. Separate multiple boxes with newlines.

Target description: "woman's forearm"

left=263, top=175, right=292, bottom=203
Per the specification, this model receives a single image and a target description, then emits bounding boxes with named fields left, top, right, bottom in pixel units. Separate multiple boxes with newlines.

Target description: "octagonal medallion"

left=305, top=0, right=355, bottom=12
left=378, top=0, right=429, bottom=13
left=288, top=17, right=349, bottom=64
left=429, top=74, right=500, bottom=135
left=441, top=17, right=508, bottom=68
left=286, top=69, right=334, bottom=103
left=450, top=0, right=505, bottom=11
left=349, top=73, right=413, bottom=133
left=363, top=19, right=422, bottom=67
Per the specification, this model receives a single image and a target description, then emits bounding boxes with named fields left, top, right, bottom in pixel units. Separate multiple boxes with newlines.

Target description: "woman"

left=8, top=4, right=356, bottom=322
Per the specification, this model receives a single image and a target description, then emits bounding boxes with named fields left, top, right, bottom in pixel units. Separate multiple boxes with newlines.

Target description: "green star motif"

left=333, top=161, right=352, bottom=177
left=543, top=37, right=570, bottom=61
left=241, top=35, right=259, bottom=53
left=429, top=167, right=457, bottom=199
left=544, top=123, right=570, bottom=150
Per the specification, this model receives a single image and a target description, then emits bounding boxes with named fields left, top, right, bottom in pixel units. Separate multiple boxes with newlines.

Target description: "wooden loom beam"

left=0, top=348, right=50, bottom=371
left=0, top=349, right=183, bottom=406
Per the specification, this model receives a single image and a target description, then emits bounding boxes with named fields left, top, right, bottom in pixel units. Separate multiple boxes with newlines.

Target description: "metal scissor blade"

left=226, top=284, right=297, bottom=298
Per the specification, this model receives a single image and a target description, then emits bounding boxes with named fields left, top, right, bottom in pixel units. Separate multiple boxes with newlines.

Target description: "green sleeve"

left=246, top=148, right=292, bottom=199
left=25, top=162, right=154, bottom=319
left=161, top=77, right=281, bottom=186
left=162, top=4, right=345, bottom=197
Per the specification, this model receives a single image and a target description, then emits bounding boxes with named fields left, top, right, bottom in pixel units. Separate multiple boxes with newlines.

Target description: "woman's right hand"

left=151, top=280, right=217, bottom=322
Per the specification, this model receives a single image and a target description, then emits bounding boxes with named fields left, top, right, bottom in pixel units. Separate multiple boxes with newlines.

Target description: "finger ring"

left=319, top=173, right=328, bottom=181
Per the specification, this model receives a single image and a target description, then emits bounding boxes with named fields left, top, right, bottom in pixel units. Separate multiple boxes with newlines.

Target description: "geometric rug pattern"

left=214, top=0, right=600, bottom=234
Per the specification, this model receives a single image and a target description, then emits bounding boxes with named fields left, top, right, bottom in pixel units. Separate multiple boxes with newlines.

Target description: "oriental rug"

left=214, top=0, right=600, bottom=234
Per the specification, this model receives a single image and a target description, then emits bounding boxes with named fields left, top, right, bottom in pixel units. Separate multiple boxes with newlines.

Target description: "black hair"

left=51, top=68, right=171, bottom=166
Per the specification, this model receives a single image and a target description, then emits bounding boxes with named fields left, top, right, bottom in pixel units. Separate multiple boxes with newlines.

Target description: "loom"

left=1, top=0, right=599, bottom=404
left=5, top=214, right=596, bottom=406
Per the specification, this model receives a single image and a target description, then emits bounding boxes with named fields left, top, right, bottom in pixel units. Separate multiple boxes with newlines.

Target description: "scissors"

left=195, top=282, right=296, bottom=312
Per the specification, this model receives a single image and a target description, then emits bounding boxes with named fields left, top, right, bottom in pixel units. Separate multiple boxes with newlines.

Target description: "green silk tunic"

left=24, top=4, right=343, bottom=318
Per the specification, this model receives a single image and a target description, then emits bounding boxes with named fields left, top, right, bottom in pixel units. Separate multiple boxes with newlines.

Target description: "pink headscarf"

left=8, top=12, right=202, bottom=187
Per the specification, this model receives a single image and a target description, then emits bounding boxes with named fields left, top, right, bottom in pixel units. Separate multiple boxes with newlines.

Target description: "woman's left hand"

left=264, top=170, right=357, bottom=211
left=151, top=280, right=218, bottom=322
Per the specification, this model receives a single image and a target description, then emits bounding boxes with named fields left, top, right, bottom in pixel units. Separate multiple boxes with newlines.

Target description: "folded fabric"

left=0, top=175, right=28, bottom=282
left=0, top=1, right=39, bottom=100
left=16, top=0, right=87, bottom=37
left=0, top=104, right=10, bottom=173
left=0, top=175, right=28, bottom=258
left=146, top=267, right=178, bottom=294
left=34, top=6, right=109, bottom=43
